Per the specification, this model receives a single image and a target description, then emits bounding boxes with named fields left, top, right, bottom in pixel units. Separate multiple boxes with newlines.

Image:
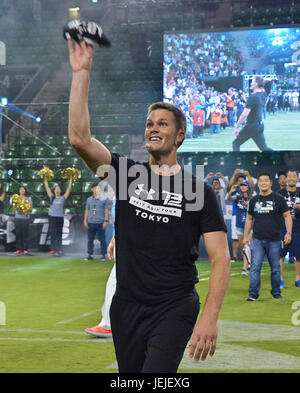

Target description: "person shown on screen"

left=232, top=76, right=272, bottom=152
left=67, top=39, right=230, bottom=373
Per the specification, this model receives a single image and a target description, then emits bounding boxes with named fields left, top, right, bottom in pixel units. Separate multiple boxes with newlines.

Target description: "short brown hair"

left=147, top=102, right=186, bottom=148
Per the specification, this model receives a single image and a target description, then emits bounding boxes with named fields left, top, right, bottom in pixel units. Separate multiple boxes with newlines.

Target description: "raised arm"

left=64, top=177, right=73, bottom=200
left=68, top=40, right=111, bottom=173
left=44, top=178, right=53, bottom=198
left=189, top=231, right=230, bottom=361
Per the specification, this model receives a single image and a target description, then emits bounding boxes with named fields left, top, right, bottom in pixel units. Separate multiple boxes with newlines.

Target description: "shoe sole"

left=84, top=329, right=112, bottom=338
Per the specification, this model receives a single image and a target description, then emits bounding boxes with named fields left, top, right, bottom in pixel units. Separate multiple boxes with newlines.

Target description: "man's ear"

left=176, top=130, right=185, bottom=147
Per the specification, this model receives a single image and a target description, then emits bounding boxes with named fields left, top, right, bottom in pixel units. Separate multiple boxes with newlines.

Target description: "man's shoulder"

left=277, top=188, right=287, bottom=196
left=272, top=191, right=285, bottom=199
left=273, top=192, right=289, bottom=205
left=111, top=153, right=146, bottom=165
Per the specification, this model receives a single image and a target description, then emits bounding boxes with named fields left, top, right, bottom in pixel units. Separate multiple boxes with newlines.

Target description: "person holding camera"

left=228, top=180, right=251, bottom=275
left=227, top=169, right=255, bottom=263
left=205, top=172, right=228, bottom=216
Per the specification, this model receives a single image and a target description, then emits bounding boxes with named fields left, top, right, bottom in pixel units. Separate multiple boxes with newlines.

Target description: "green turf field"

left=0, top=255, right=299, bottom=373
left=179, top=111, right=300, bottom=152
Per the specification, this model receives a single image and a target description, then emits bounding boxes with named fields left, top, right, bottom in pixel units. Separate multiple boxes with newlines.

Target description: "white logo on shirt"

left=162, top=191, right=183, bottom=208
left=131, top=186, right=183, bottom=223
left=135, top=184, right=156, bottom=200
left=254, top=201, right=274, bottom=213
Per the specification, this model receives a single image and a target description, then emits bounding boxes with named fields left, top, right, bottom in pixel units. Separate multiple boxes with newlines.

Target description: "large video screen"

left=163, top=26, right=300, bottom=152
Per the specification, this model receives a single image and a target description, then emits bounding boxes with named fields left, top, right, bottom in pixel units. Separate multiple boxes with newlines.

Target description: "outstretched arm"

left=189, top=231, right=230, bottom=361
left=44, top=178, right=53, bottom=198
left=64, top=178, right=73, bottom=200
left=68, top=40, right=111, bottom=173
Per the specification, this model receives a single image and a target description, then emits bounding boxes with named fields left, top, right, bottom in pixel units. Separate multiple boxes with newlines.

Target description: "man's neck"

left=260, top=189, right=272, bottom=196
left=287, top=185, right=296, bottom=192
left=252, top=87, right=263, bottom=94
left=149, top=153, right=181, bottom=176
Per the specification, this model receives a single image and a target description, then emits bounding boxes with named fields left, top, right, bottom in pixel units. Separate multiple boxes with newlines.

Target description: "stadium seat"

left=62, top=157, right=80, bottom=167
left=82, top=182, right=94, bottom=193
left=7, top=182, right=21, bottom=194
left=19, top=168, right=38, bottom=181
left=80, top=168, right=95, bottom=180
left=21, top=146, right=38, bottom=158
left=64, top=208, right=76, bottom=215
left=31, top=207, right=49, bottom=215
left=72, top=182, right=82, bottom=193
left=27, top=182, right=44, bottom=193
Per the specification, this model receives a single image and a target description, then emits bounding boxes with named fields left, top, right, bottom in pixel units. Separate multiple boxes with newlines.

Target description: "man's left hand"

left=189, top=316, right=218, bottom=361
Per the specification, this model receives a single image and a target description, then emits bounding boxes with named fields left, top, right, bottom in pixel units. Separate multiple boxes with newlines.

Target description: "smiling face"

left=19, top=186, right=26, bottom=196
left=286, top=171, right=299, bottom=188
left=54, top=185, right=62, bottom=197
left=240, top=185, right=249, bottom=194
left=258, top=175, right=272, bottom=193
left=212, top=179, right=220, bottom=191
left=144, top=109, right=185, bottom=157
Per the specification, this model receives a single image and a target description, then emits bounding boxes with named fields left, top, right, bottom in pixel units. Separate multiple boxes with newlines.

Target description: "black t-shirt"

left=107, top=153, right=227, bottom=305
left=246, top=92, right=266, bottom=123
left=248, top=192, right=289, bottom=241
left=278, top=188, right=300, bottom=233
left=278, top=188, right=300, bottom=232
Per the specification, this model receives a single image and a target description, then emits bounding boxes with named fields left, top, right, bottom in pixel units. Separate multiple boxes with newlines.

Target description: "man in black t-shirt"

left=67, top=40, right=231, bottom=373
left=278, top=170, right=300, bottom=288
left=243, top=173, right=292, bottom=301
left=233, top=77, right=272, bottom=151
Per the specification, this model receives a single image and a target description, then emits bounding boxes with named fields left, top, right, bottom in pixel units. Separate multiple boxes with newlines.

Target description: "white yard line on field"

left=56, top=308, right=102, bottom=325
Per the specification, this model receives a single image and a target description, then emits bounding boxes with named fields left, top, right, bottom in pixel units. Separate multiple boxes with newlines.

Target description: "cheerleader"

left=44, top=177, right=72, bottom=256
left=13, top=186, right=32, bottom=255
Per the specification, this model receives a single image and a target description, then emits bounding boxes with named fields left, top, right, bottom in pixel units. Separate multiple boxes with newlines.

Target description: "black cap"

left=91, top=182, right=99, bottom=189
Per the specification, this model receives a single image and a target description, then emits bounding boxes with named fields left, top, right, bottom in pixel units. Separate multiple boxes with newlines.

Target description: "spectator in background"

left=227, top=180, right=251, bottom=275
left=226, top=88, right=236, bottom=127
left=209, top=104, right=223, bottom=134
left=291, top=90, right=299, bottom=111
left=267, top=92, right=277, bottom=115
left=277, top=88, right=284, bottom=112
left=13, top=186, right=32, bottom=255
left=278, top=170, right=300, bottom=288
left=220, top=105, right=228, bottom=130
left=192, top=104, right=205, bottom=137
left=0, top=183, right=5, bottom=215
left=227, top=169, right=255, bottom=263
left=277, top=172, right=287, bottom=191
left=205, top=172, right=228, bottom=216
left=83, top=182, right=110, bottom=261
